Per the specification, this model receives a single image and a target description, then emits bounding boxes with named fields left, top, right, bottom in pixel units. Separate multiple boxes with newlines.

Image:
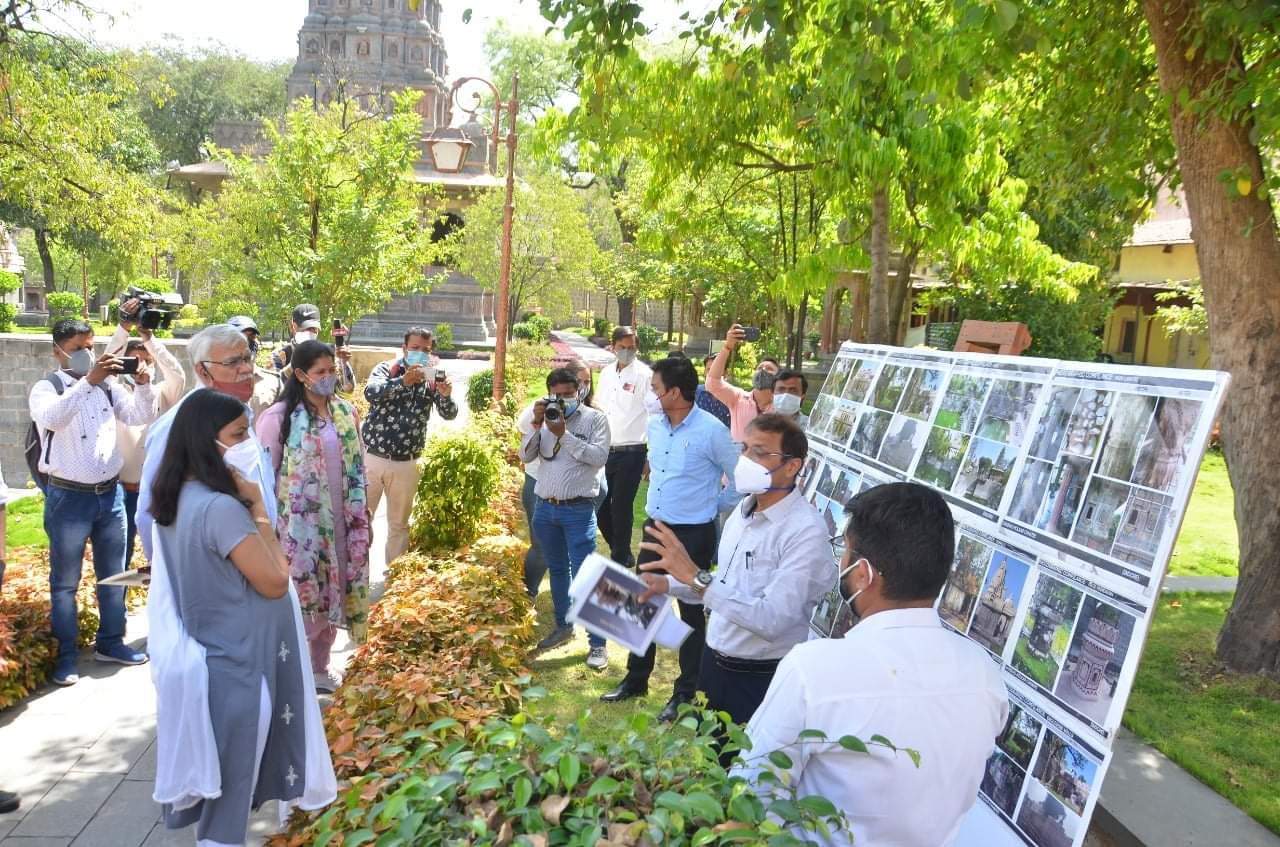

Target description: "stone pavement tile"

left=0, top=819, right=15, bottom=839
left=139, top=821, right=187, bottom=847
left=69, top=780, right=159, bottom=847
left=0, top=837, right=73, bottom=846
left=11, top=772, right=121, bottom=839
left=124, top=742, right=156, bottom=783
left=71, top=721, right=155, bottom=775
left=136, top=803, right=282, bottom=847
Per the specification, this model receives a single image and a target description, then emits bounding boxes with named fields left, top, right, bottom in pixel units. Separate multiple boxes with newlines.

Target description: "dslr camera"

left=116, top=286, right=185, bottom=331
left=542, top=396, right=566, bottom=423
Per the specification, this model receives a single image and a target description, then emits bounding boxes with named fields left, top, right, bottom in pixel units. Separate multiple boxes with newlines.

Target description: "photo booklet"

left=567, top=553, right=694, bottom=656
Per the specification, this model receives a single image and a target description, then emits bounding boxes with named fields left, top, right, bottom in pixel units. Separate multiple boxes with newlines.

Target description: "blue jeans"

left=44, top=484, right=128, bottom=661
left=532, top=498, right=604, bottom=648
left=521, top=474, right=547, bottom=599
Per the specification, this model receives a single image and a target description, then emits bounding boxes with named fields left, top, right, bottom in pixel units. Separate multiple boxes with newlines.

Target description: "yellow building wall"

left=1116, top=243, right=1200, bottom=284
left=1107, top=242, right=1211, bottom=369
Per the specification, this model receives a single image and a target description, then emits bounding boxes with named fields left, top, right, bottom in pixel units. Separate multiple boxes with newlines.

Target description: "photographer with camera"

left=363, top=327, right=457, bottom=564
left=27, top=319, right=160, bottom=685
left=272, top=304, right=355, bottom=394
left=104, top=298, right=188, bottom=568
left=521, top=367, right=611, bottom=665
left=706, top=324, right=782, bottom=442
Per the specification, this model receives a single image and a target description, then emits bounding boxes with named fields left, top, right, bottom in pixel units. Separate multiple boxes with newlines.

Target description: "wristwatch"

left=691, top=569, right=714, bottom=593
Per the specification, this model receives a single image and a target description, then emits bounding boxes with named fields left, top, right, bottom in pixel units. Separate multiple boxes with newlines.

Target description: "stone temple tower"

left=286, top=0, right=450, bottom=138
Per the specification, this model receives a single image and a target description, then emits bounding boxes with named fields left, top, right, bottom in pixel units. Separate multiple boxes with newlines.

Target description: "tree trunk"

left=1144, top=0, right=1280, bottom=676
left=35, top=228, right=56, bottom=295
left=889, top=246, right=921, bottom=346
left=666, top=296, right=675, bottom=342
left=795, top=293, right=809, bottom=369
left=866, top=184, right=892, bottom=344
left=618, top=296, right=635, bottom=328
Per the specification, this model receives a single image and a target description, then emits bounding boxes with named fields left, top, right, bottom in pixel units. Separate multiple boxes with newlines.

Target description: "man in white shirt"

left=29, top=318, right=160, bottom=685
left=733, top=482, right=1009, bottom=846
left=594, top=326, right=653, bottom=569
left=636, top=413, right=831, bottom=734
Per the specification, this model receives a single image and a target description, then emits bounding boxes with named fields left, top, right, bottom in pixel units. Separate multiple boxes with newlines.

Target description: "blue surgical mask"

left=405, top=350, right=430, bottom=367
left=563, top=399, right=580, bottom=418
left=307, top=374, right=338, bottom=396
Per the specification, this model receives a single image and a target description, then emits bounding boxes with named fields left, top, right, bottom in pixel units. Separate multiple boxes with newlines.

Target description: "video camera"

left=115, top=286, right=185, bottom=331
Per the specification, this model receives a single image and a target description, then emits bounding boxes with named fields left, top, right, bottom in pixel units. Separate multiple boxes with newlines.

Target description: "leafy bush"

left=205, top=298, right=260, bottom=325
left=507, top=340, right=553, bottom=397
left=433, top=321, right=455, bottom=351
left=46, top=291, right=84, bottom=325
left=130, top=275, right=173, bottom=293
left=593, top=316, right=613, bottom=339
left=409, top=429, right=503, bottom=552
left=0, top=271, right=19, bottom=332
left=525, top=313, right=552, bottom=343
left=512, top=321, right=537, bottom=341
left=467, top=368, right=494, bottom=413
left=0, top=303, right=15, bottom=333
left=636, top=323, right=663, bottom=356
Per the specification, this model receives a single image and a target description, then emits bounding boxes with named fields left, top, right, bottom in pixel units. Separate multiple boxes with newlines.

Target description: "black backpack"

left=25, top=373, right=114, bottom=492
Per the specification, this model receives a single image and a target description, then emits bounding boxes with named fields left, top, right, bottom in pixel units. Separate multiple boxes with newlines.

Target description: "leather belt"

left=709, top=649, right=783, bottom=674
left=368, top=448, right=415, bottom=462
left=539, top=495, right=594, bottom=507
left=610, top=443, right=647, bottom=454
left=49, top=476, right=119, bottom=495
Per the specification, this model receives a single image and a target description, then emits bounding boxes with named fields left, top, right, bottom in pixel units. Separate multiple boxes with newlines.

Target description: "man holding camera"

left=707, top=324, right=782, bottom=442
left=363, top=327, right=457, bottom=563
left=28, top=319, right=160, bottom=685
left=273, top=303, right=355, bottom=393
left=521, top=367, right=611, bottom=665
left=104, top=299, right=187, bottom=568
left=595, top=326, right=653, bottom=570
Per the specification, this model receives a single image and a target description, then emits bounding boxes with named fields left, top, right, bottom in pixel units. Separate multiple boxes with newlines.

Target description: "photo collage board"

left=802, top=343, right=1229, bottom=847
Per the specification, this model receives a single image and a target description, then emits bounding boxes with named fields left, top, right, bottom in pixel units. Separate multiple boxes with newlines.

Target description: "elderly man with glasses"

left=635, top=412, right=832, bottom=738
left=136, top=324, right=280, bottom=564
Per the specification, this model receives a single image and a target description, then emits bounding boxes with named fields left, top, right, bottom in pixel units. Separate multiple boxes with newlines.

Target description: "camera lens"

left=544, top=404, right=562, bottom=422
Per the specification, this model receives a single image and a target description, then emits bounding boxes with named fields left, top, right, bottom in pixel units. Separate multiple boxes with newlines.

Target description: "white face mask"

left=733, top=454, right=776, bottom=495
left=644, top=391, right=664, bottom=416
left=772, top=392, right=802, bottom=416
left=217, top=436, right=261, bottom=478
left=294, top=329, right=318, bottom=344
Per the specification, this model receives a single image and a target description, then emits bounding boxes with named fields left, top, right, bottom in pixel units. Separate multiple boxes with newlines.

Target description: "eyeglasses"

left=740, top=444, right=790, bottom=462
left=201, top=354, right=255, bottom=369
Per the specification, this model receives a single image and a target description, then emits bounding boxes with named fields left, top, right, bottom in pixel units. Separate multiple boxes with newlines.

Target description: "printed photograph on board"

left=851, top=409, right=893, bottom=458
left=1109, top=488, right=1175, bottom=568
left=1063, top=389, right=1114, bottom=458
left=899, top=367, right=946, bottom=420
left=980, top=750, right=1028, bottom=819
left=976, top=380, right=1042, bottom=449
left=878, top=414, right=930, bottom=472
left=831, top=469, right=860, bottom=505
left=1131, top=397, right=1203, bottom=492
left=1070, top=478, right=1136, bottom=554
left=872, top=365, right=911, bottom=412
left=820, top=354, right=856, bottom=397
left=842, top=358, right=882, bottom=404
left=916, top=427, right=970, bottom=490
left=1012, top=574, right=1085, bottom=691
left=935, top=374, right=992, bottom=434
left=1017, top=730, right=1100, bottom=847
left=938, top=534, right=993, bottom=632
left=1053, top=597, right=1137, bottom=726
left=809, top=395, right=837, bottom=436
left=816, top=464, right=837, bottom=499
left=967, top=551, right=1033, bottom=657
left=800, top=457, right=821, bottom=497
left=1094, top=394, right=1158, bottom=481
left=952, top=437, right=1018, bottom=510
left=1033, top=455, right=1093, bottom=538
left=997, top=703, right=1045, bottom=770
left=1029, top=387, right=1082, bottom=461
left=829, top=403, right=861, bottom=445
left=1010, top=458, right=1055, bottom=525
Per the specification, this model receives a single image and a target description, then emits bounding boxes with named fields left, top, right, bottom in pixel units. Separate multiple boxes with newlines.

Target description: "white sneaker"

left=315, top=670, right=342, bottom=694
left=585, top=646, right=608, bottom=670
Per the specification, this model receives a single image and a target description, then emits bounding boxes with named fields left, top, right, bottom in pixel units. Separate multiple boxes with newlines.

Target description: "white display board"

left=801, top=343, right=1230, bottom=847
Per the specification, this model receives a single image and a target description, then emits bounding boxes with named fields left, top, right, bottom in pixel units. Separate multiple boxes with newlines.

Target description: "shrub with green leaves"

left=467, top=368, right=495, bottom=413
left=46, top=291, right=84, bottom=325
left=512, top=321, right=537, bottom=341
left=409, top=429, right=503, bottom=552
left=0, top=270, right=19, bottom=332
left=593, top=316, right=613, bottom=339
left=636, top=324, right=662, bottom=356
left=524, top=313, right=552, bottom=343
left=434, top=321, right=455, bottom=351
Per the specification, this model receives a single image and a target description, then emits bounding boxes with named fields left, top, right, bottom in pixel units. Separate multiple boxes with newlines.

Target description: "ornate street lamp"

left=426, top=73, right=520, bottom=404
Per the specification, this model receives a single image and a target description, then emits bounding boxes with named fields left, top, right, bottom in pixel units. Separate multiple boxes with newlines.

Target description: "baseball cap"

left=227, top=315, right=259, bottom=334
left=291, top=304, right=321, bottom=331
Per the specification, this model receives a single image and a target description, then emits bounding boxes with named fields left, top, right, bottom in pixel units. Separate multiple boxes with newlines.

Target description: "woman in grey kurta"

left=148, top=389, right=309, bottom=846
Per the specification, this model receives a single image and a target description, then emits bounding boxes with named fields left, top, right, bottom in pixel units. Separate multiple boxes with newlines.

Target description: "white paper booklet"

left=567, top=553, right=692, bottom=656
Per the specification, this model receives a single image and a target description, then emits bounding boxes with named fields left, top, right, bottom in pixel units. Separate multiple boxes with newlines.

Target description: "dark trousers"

left=623, top=518, right=716, bottom=699
left=123, top=487, right=139, bottom=570
left=597, top=447, right=646, bottom=567
left=520, top=474, right=546, bottom=599
left=699, top=650, right=780, bottom=767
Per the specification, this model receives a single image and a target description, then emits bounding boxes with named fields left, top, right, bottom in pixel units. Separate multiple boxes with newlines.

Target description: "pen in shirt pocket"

left=745, top=551, right=753, bottom=570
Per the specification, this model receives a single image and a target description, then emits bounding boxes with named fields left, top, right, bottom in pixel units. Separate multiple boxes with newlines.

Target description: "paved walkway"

left=549, top=330, right=615, bottom=370
left=0, top=361, right=483, bottom=847
left=1162, top=574, right=1237, bottom=592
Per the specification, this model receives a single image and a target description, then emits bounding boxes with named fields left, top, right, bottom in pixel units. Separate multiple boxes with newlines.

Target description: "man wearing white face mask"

left=770, top=369, right=809, bottom=428
left=595, top=325, right=653, bottom=569
left=635, top=413, right=830, bottom=734
left=733, top=482, right=1008, bottom=847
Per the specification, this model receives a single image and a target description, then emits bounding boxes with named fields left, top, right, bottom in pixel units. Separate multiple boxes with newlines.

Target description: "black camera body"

left=116, top=286, right=185, bottom=330
left=542, top=397, right=566, bottom=423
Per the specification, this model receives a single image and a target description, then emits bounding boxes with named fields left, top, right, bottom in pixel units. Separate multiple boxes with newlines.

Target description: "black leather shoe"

left=0, top=790, right=20, bottom=814
left=658, top=695, right=691, bottom=723
left=600, top=681, right=647, bottom=703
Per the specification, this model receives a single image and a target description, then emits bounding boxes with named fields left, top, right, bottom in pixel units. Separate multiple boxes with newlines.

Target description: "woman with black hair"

left=255, top=340, right=370, bottom=694
left=148, top=388, right=335, bottom=845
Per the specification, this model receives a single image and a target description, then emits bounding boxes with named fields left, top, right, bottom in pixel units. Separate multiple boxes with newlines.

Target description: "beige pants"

left=365, top=453, right=422, bottom=564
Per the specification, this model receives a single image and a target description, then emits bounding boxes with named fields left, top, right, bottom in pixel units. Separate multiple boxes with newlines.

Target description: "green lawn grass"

left=1124, top=592, right=1280, bottom=834
left=4, top=494, right=47, bottom=553
left=1170, top=451, right=1237, bottom=577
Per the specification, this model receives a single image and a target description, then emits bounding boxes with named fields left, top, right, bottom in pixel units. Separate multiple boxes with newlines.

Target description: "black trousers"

left=699, top=649, right=781, bottom=766
left=597, top=447, right=647, bottom=567
left=623, top=518, right=716, bottom=698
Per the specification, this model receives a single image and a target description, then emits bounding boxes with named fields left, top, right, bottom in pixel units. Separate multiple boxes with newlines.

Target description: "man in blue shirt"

left=601, top=356, right=740, bottom=721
